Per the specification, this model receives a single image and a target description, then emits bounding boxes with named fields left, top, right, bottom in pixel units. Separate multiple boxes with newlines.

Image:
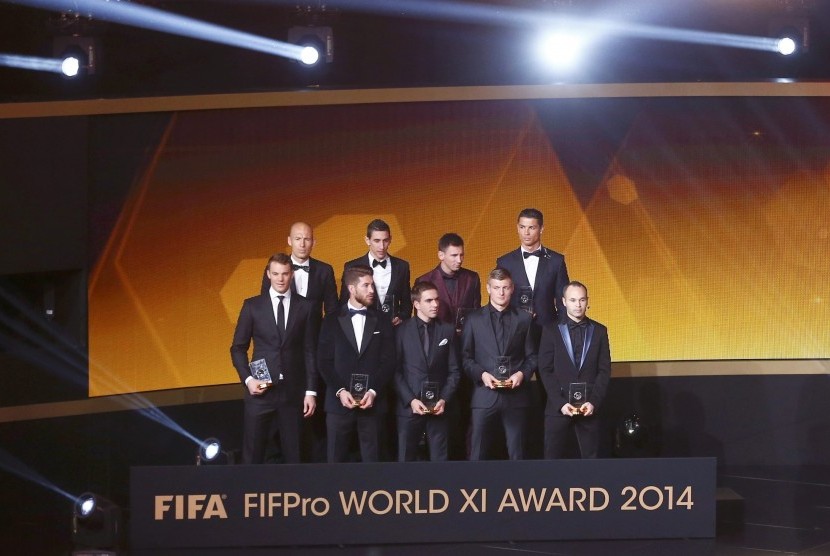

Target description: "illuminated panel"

left=88, top=99, right=830, bottom=396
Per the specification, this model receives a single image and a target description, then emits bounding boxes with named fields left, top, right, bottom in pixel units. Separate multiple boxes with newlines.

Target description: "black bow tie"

left=292, top=263, right=309, bottom=272
left=348, top=308, right=368, bottom=317
left=568, top=320, right=588, bottom=330
left=523, top=250, right=542, bottom=259
left=372, top=259, right=387, bottom=269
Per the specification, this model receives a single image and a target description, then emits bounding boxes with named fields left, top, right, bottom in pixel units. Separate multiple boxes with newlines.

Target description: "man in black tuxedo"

left=260, top=221, right=338, bottom=326
left=538, top=281, right=611, bottom=459
left=462, top=268, right=537, bottom=460
left=496, top=208, right=569, bottom=327
left=394, top=281, right=461, bottom=461
left=231, top=253, right=318, bottom=464
left=318, top=265, right=396, bottom=462
left=341, top=219, right=411, bottom=326
left=415, top=233, right=481, bottom=329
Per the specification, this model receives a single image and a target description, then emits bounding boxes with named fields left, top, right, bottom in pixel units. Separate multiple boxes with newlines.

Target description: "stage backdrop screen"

left=88, top=97, right=830, bottom=396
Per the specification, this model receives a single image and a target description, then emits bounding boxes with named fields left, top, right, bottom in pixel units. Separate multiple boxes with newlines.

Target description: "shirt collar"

left=270, top=287, right=291, bottom=300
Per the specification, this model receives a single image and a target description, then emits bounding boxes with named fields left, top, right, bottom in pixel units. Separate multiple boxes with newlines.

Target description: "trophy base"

left=571, top=406, right=584, bottom=416
left=257, top=382, right=272, bottom=390
left=422, top=407, right=436, bottom=415
left=352, top=400, right=363, bottom=408
left=493, top=380, right=513, bottom=389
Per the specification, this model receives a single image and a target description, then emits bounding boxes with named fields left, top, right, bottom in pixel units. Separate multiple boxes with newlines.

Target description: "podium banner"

left=131, top=458, right=715, bottom=548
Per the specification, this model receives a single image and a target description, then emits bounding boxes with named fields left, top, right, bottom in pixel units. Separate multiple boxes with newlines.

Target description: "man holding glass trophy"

left=538, top=281, right=611, bottom=459
left=393, top=281, right=461, bottom=461
left=461, top=268, right=537, bottom=460
left=230, top=253, right=319, bottom=464
left=318, top=265, right=396, bottom=462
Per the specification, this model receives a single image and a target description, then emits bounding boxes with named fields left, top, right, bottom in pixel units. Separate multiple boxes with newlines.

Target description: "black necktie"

left=276, top=295, right=285, bottom=331
left=349, top=308, right=368, bottom=317
left=372, top=259, right=387, bottom=269
left=292, top=263, right=309, bottom=272
left=420, top=322, right=430, bottom=357
left=523, top=250, right=542, bottom=259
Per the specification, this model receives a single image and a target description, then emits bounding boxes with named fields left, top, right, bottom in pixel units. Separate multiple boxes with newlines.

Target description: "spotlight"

left=536, top=30, right=587, bottom=71
left=288, top=26, right=333, bottom=66
left=769, top=17, right=809, bottom=57
left=53, top=36, right=98, bottom=77
left=72, top=492, right=123, bottom=553
left=197, top=437, right=234, bottom=465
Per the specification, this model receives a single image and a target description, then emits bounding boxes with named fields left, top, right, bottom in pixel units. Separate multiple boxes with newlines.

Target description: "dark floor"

left=4, top=465, right=829, bottom=555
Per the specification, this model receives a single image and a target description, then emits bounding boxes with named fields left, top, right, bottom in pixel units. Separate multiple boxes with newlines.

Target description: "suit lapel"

left=338, top=312, right=360, bottom=354
left=431, top=268, right=452, bottom=310
left=558, top=323, right=576, bottom=368
left=360, top=313, right=378, bottom=356
left=580, top=323, right=594, bottom=374
left=305, top=259, right=319, bottom=299
left=511, top=249, right=531, bottom=289
left=533, top=248, right=551, bottom=291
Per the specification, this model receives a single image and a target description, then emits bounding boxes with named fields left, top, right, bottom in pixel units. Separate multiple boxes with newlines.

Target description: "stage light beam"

left=9, top=0, right=308, bottom=62
left=0, top=52, right=64, bottom=74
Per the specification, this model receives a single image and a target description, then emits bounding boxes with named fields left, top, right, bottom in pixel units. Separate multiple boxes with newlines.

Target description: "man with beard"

left=318, top=265, right=396, bottom=462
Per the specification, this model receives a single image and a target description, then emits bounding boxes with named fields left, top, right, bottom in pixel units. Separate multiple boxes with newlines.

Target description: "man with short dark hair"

left=231, top=253, right=318, bottom=464
left=496, top=208, right=569, bottom=326
left=319, top=264, right=396, bottom=462
left=462, top=267, right=537, bottom=460
left=341, top=219, right=412, bottom=326
left=415, top=232, right=481, bottom=328
left=394, top=281, right=460, bottom=461
left=538, top=281, right=611, bottom=459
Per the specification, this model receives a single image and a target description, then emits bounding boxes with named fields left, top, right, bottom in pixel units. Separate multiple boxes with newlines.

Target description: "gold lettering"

left=497, top=489, right=519, bottom=512
left=544, top=488, right=567, bottom=511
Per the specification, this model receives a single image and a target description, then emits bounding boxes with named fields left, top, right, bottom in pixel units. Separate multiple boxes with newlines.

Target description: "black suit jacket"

left=341, top=254, right=412, bottom=321
left=260, top=257, right=338, bottom=324
left=415, top=266, right=481, bottom=326
left=394, top=318, right=460, bottom=415
left=230, top=292, right=318, bottom=405
left=317, top=305, right=396, bottom=416
left=537, top=318, right=611, bottom=416
left=496, top=247, right=569, bottom=326
left=461, top=305, right=537, bottom=409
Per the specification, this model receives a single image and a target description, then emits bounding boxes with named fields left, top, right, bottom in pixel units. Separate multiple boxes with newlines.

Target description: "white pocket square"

left=373, top=330, right=380, bottom=335
left=439, top=338, right=448, bottom=346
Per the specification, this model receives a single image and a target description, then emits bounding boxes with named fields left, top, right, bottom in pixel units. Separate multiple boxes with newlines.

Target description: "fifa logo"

left=154, top=494, right=228, bottom=520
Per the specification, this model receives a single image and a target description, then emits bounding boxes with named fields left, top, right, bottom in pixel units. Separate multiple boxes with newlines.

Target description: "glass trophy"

left=380, top=294, right=395, bottom=316
left=568, top=382, right=588, bottom=415
left=518, top=286, right=534, bottom=315
left=420, top=381, right=440, bottom=414
left=350, top=374, right=370, bottom=407
left=455, top=307, right=473, bottom=334
left=493, top=356, right=512, bottom=388
left=249, top=358, right=272, bottom=390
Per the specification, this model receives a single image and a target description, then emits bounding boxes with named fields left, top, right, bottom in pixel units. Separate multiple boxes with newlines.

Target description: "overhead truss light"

left=288, top=26, right=334, bottom=66
left=53, top=35, right=98, bottom=77
left=769, top=16, right=809, bottom=56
